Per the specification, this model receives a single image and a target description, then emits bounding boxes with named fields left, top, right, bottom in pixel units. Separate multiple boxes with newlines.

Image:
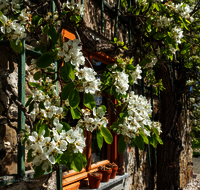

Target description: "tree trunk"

left=155, top=64, right=183, bottom=190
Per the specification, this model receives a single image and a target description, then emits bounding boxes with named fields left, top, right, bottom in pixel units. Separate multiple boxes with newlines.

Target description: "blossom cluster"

left=114, top=71, right=129, bottom=95
left=186, top=80, right=194, bottom=86
left=108, top=63, right=142, bottom=95
left=156, top=16, right=173, bottom=28
left=0, top=0, right=21, bottom=14
left=174, top=3, right=194, bottom=21
left=25, top=127, right=85, bottom=172
left=144, top=56, right=158, bottom=69
left=75, top=67, right=101, bottom=94
left=58, top=39, right=101, bottom=94
left=151, top=121, right=162, bottom=135
left=117, top=91, right=155, bottom=139
left=1, top=12, right=29, bottom=45
left=62, top=0, right=84, bottom=16
left=76, top=107, right=108, bottom=132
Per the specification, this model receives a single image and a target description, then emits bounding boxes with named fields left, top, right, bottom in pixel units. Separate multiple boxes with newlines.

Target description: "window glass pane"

left=91, top=59, right=108, bottom=163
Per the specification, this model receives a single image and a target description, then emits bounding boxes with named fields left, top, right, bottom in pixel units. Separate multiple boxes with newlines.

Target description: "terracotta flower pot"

left=110, top=166, right=118, bottom=179
left=88, top=172, right=102, bottom=189
left=105, top=163, right=118, bottom=179
left=98, top=166, right=112, bottom=182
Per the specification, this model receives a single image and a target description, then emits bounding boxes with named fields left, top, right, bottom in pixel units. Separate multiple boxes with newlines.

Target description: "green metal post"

left=114, top=0, right=120, bottom=37
left=56, top=166, right=63, bottom=190
left=81, top=0, right=85, bottom=20
left=51, top=2, right=62, bottom=189
left=128, top=0, right=131, bottom=44
left=173, top=62, right=175, bottom=81
left=133, top=84, right=140, bottom=171
left=170, top=62, right=173, bottom=84
left=101, top=0, right=104, bottom=34
left=135, top=146, right=140, bottom=171
left=150, top=85, right=154, bottom=121
left=185, top=94, right=187, bottom=125
left=51, top=0, right=55, bottom=17
left=17, top=39, right=25, bottom=178
left=142, top=72, right=151, bottom=167
left=151, top=85, right=156, bottom=163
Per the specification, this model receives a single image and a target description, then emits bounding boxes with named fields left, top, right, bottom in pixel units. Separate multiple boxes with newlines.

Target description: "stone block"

left=0, top=153, right=17, bottom=176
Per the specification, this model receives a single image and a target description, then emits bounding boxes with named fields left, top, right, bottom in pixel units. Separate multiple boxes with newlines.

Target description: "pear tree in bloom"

left=1, top=0, right=200, bottom=188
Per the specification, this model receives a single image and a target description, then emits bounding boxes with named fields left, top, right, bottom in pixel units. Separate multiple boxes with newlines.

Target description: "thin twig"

left=3, top=84, right=34, bottom=132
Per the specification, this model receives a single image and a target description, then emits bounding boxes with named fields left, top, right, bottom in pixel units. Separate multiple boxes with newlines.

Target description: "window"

left=61, top=29, right=122, bottom=189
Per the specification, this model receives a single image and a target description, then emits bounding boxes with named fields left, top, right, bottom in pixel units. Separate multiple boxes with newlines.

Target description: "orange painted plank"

left=63, top=160, right=110, bottom=179
left=62, top=29, right=76, bottom=40
left=63, top=168, right=86, bottom=179
left=86, top=131, right=92, bottom=171
left=62, top=160, right=110, bottom=187
left=63, top=181, right=80, bottom=190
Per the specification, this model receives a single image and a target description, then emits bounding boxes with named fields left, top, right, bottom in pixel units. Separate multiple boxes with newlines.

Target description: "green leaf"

left=0, top=34, right=5, bottom=41
left=32, top=119, right=43, bottom=133
left=78, top=153, right=87, bottom=167
left=37, top=18, right=43, bottom=27
left=60, top=11, right=69, bottom=18
left=139, top=58, right=152, bottom=67
left=56, top=153, right=68, bottom=165
left=100, top=126, right=113, bottom=144
left=61, top=82, right=74, bottom=100
left=153, top=128, right=159, bottom=136
left=0, top=11, right=3, bottom=23
left=39, top=101, right=45, bottom=109
left=157, top=136, right=163, bottom=145
left=38, top=124, right=46, bottom=136
left=25, top=97, right=33, bottom=107
left=153, top=33, right=166, bottom=40
left=97, top=129, right=103, bottom=150
left=71, top=154, right=83, bottom=172
left=139, top=131, right=149, bottom=144
left=71, top=107, right=82, bottom=119
left=29, top=101, right=35, bottom=112
left=84, top=93, right=96, bottom=110
left=48, top=26, right=57, bottom=44
left=27, top=149, right=34, bottom=163
left=60, top=122, right=71, bottom=132
left=126, top=64, right=135, bottom=71
left=110, top=122, right=119, bottom=129
left=34, top=163, right=45, bottom=178
left=10, top=40, right=23, bottom=53
left=29, top=82, right=39, bottom=87
left=31, top=15, right=43, bottom=27
left=42, top=124, right=50, bottom=137
left=121, top=0, right=127, bottom=7
left=155, top=3, right=159, bottom=11
left=106, top=63, right=114, bottom=69
left=36, top=52, right=55, bottom=68
left=99, top=105, right=106, bottom=113
left=134, top=135, right=144, bottom=150
left=149, top=134, right=157, bottom=148
left=68, top=88, right=80, bottom=108
left=33, top=71, right=41, bottom=80
left=60, top=62, right=73, bottom=82
left=118, top=135, right=127, bottom=154
left=42, top=25, right=49, bottom=34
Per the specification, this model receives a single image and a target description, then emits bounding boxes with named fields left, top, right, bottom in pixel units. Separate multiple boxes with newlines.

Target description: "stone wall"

left=179, top=98, right=193, bottom=188
left=0, top=46, right=18, bottom=176
left=85, top=0, right=129, bottom=42
left=0, top=45, right=56, bottom=189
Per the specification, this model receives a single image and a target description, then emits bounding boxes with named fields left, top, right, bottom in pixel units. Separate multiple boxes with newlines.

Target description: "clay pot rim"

left=88, top=172, right=102, bottom=176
